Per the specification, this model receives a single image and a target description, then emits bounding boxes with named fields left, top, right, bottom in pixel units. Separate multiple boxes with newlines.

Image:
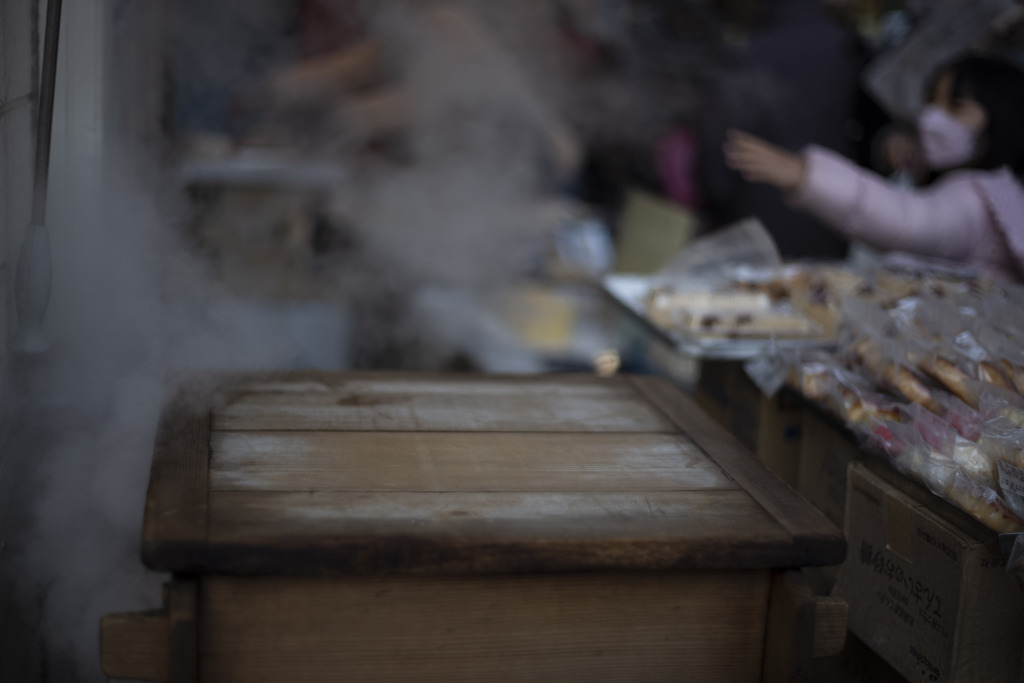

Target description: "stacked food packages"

left=781, top=267, right=1024, bottom=534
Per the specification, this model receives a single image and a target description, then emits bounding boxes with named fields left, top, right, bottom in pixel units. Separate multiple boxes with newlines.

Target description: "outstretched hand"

left=724, top=130, right=805, bottom=192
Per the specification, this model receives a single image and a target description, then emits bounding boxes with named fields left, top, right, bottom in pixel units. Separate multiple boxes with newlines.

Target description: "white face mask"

left=917, top=104, right=979, bottom=170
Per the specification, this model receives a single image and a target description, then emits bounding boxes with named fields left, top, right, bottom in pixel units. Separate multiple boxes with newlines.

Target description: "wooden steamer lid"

left=142, top=372, right=843, bottom=575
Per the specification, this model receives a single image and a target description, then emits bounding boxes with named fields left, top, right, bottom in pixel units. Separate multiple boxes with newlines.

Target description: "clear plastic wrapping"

left=787, top=351, right=900, bottom=427
left=828, top=372, right=902, bottom=427
left=916, top=344, right=1016, bottom=408
left=932, top=390, right=982, bottom=441
left=949, top=470, right=1024, bottom=534
left=860, top=416, right=1022, bottom=531
left=862, top=418, right=958, bottom=497
left=975, top=387, right=1024, bottom=520
left=883, top=295, right=1017, bottom=407
left=796, top=273, right=1024, bottom=534
left=847, top=333, right=941, bottom=413
left=791, top=352, right=849, bottom=402
left=975, top=321, right=1024, bottom=396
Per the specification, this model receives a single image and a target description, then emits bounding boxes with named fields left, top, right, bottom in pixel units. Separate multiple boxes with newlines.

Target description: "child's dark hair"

left=931, top=55, right=1024, bottom=176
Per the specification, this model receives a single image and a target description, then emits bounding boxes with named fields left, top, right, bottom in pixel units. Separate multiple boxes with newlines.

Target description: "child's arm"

left=725, top=131, right=985, bottom=261
left=792, top=145, right=982, bottom=259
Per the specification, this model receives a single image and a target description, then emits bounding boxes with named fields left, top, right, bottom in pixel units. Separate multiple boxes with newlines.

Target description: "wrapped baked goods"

left=952, top=436, right=997, bottom=490
left=948, top=471, right=1024, bottom=533
left=848, top=336, right=941, bottom=413
left=973, top=321, right=1024, bottom=396
left=828, top=372, right=901, bottom=426
left=644, top=285, right=821, bottom=340
left=1000, top=360, right=1024, bottom=396
left=865, top=419, right=958, bottom=496
left=676, top=308, right=819, bottom=338
left=645, top=288, right=771, bottom=313
left=971, top=386, right=1024, bottom=517
left=979, top=385, right=1024, bottom=430
left=917, top=353, right=1015, bottom=407
left=729, top=264, right=875, bottom=340
left=789, top=352, right=847, bottom=402
left=883, top=295, right=1019, bottom=405
left=730, top=265, right=807, bottom=301
left=782, top=273, right=1024, bottom=533
left=862, top=416, right=1022, bottom=532
left=898, top=400, right=996, bottom=489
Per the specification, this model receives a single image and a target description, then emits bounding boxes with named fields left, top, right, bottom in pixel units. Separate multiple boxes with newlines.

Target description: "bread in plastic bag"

left=932, top=389, right=982, bottom=441
left=949, top=470, right=1024, bottom=533
left=861, top=418, right=957, bottom=496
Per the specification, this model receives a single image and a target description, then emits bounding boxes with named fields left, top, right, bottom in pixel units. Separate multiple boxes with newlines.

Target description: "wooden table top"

left=142, top=372, right=843, bottom=575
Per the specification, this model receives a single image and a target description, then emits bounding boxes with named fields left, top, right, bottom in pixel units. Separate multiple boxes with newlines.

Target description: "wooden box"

left=696, top=361, right=805, bottom=489
left=798, top=408, right=863, bottom=529
left=102, top=372, right=846, bottom=682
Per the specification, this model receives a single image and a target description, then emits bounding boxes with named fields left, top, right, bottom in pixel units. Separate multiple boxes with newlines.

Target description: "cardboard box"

left=695, top=361, right=803, bottom=488
left=811, top=633, right=910, bottom=683
left=836, top=463, right=1024, bottom=683
left=798, top=408, right=863, bottom=528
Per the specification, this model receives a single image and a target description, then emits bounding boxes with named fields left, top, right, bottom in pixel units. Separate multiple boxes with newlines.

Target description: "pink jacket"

left=793, top=145, right=1024, bottom=282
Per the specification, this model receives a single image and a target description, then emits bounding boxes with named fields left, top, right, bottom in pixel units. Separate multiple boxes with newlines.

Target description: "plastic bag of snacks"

left=827, top=372, right=902, bottom=427
left=860, top=418, right=958, bottom=497
left=948, top=470, right=1024, bottom=533
left=932, top=389, right=982, bottom=441
left=900, top=402, right=996, bottom=489
left=890, top=295, right=1017, bottom=405
left=839, top=297, right=942, bottom=411
left=914, top=338, right=1016, bottom=408
left=978, top=384, right=1024, bottom=430
left=786, top=351, right=900, bottom=427
left=952, top=435, right=997, bottom=491
left=976, top=387, right=1024, bottom=520
left=743, top=348, right=795, bottom=398
left=901, top=403, right=956, bottom=452
left=787, top=351, right=850, bottom=403
left=863, top=415, right=1022, bottom=532
left=847, top=333, right=941, bottom=413
left=974, top=321, right=1024, bottom=396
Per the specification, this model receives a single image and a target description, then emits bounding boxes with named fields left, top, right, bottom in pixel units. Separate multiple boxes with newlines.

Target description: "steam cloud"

left=5, top=2, right=581, bottom=679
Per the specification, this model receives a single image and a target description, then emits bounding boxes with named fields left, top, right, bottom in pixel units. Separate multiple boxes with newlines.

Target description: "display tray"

left=601, top=274, right=836, bottom=360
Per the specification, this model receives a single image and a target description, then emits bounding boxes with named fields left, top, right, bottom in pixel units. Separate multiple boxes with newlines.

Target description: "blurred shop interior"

left=5, top=0, right=1024, bottom=681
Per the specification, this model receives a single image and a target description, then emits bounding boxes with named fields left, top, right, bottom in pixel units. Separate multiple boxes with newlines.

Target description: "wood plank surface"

left=219, top=370, right=633, bottom=392
left=630, top=376, right=846, bottom=568
left=100, top=610, right=169, bottom=682
left=214, top=377, right=675, bottom=433
left=141, top=386, right=211, bottom=572
left=143, top=372, right=835, bottom=574
left=761, top=570, right=815, bottom=683
left=169, top=580, right=199, bottom=683
left=200, top=572, right=771, bottom=682
left=205, top=490, right=795, bottom=573
left=209, top=432, right=734, bottom=493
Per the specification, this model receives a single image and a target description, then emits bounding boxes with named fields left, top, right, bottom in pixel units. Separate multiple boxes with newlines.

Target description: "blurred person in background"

left=265, top=1, right=585, bottom=369
left=725, top=55, right=1024, bottom=282
left=698, top=0, right=865, bottom=259
left=268, top=1, right=581, bottom=184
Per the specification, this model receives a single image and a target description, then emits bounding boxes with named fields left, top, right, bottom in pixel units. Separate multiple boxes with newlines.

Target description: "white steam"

left=7, top=2, right=578, bottom=679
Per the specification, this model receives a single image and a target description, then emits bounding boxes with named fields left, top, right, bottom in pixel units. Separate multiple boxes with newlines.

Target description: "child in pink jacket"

left=724, top=55, right=1024, bottom=282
